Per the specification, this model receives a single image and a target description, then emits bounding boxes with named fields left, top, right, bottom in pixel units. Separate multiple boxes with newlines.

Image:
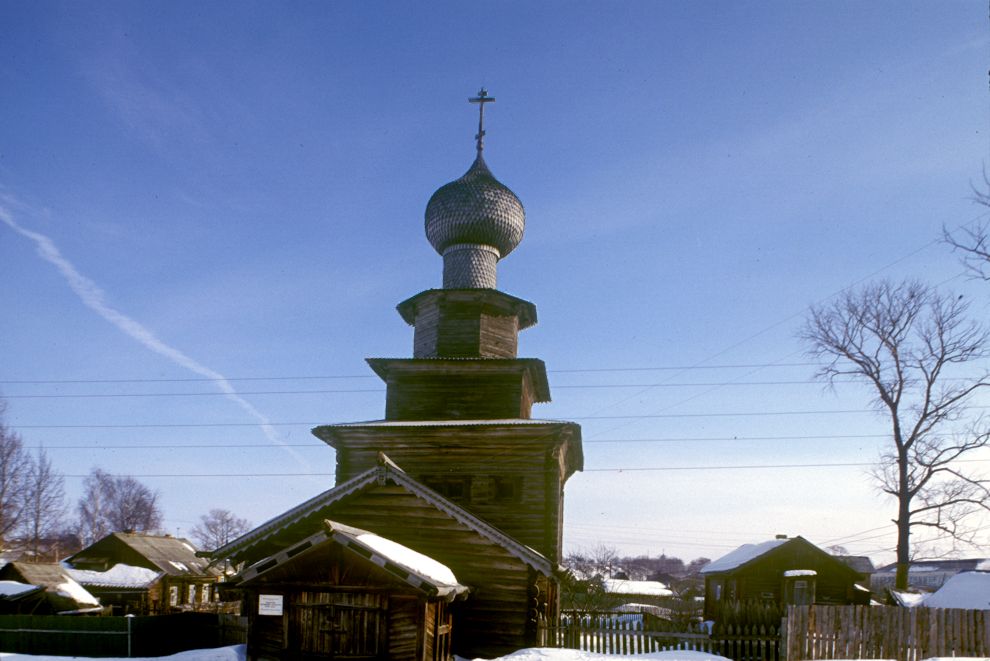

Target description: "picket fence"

left=785, top=605, right=990, bottom=661
left=549, top=611, right=780, bottom=660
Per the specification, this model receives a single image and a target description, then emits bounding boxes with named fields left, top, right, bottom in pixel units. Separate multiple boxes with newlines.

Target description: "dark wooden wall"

left=326, top=426, right=579, bottom=562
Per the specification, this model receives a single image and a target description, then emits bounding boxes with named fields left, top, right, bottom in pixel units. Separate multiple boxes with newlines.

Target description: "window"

left=169, top=586, right=178, bottom=607
left=188, top=584, right=197, bottom=605
left=793, top=580, right=811, bottom=605
left=422, top=475, right=472, bottom=502
left=422, top=474, right=521, bottom=505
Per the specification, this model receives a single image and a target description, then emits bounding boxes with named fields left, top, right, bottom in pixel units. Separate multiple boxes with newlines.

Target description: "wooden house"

left=0, top=562, right=101, bottom=615
left=232, top=519, right=468, bottom=660
left=215, top=455, right=562, bottom=658
left=64, top=532, right=221, bottom=615
left=700, top=536, right=869, bottom=620
left=871, top=558, right=990, bottom=593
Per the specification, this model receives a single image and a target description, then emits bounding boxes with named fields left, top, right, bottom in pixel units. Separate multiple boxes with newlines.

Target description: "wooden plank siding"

left=319, top=424, right=580, bottom=563
left=241, top=543, right=449, bottom=661
left=325, top=487, right=541, bottom=658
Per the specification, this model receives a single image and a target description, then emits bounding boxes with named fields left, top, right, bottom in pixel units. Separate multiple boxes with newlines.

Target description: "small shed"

left=231, top=520, right=468, bottom=661
left=0, top=562, right=101, bottom=615
left=64, top=532, right=221, bottom=614
left=700, top=536, right=868, bottom=620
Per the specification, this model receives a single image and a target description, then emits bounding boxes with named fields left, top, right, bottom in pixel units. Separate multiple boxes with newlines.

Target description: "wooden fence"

left=548, top=611, right=780, bottom=660
left=785, top=605, right=990, bottom=661
left=0, top=612, right=247, bottom=657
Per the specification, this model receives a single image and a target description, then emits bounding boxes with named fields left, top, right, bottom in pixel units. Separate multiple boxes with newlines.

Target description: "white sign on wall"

left=258, top=594, right=283, bottom=616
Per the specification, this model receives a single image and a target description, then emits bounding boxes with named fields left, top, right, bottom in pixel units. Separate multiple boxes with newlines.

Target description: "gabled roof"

left=701, top=536, right=856, bottom=578
left=67, top=533, right=219, bottom=578
left=212, top=453, right=556, bottom=577
left=701, top=539, right=790, bottom=574
left=238, top=520, right=470, bottom=601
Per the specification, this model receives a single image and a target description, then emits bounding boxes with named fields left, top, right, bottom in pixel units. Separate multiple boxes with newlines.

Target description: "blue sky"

left=2, top=1, right=989, bottom=564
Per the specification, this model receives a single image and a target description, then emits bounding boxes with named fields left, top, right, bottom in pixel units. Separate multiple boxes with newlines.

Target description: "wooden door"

left=292, top=593, right=386, bottom=659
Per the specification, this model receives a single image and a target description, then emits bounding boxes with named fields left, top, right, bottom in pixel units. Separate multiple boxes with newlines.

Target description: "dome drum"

left=443, top=244, right=499, bottom=289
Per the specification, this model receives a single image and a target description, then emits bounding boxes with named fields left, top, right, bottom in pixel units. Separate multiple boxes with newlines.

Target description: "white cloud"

left=0, top=205, right=310, bottom=470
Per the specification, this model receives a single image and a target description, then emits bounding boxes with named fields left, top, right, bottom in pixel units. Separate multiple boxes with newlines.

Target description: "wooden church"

left=212, top=90, right=583, bottom=660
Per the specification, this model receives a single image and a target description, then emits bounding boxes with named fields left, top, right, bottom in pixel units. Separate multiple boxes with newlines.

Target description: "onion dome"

left=425, top=154, right=525, bottom=257
left=424, top=88, right=525, bottom=289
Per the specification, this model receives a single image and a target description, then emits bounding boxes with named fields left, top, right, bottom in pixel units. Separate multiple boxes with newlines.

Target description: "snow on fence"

left=549, top=611, right=780, bottom=660
left=785, top=604, right=990, bottom=661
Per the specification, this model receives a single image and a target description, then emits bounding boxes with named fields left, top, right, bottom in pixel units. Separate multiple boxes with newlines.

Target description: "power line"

left=0, top=362, right=823, bottom=385
left=56, top=458, right=984, bottom=478
left=9, top=406, right=891, bottom=429
left=0, top=378, right=924, bottom=400
left=22, top=433, right=890, bottom=450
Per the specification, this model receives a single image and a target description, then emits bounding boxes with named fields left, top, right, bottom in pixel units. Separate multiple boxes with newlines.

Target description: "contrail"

left=0, top=206, right=311, bottom=469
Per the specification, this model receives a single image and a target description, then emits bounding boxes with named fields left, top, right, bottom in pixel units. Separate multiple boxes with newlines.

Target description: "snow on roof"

left=64, top=563, right=163, bottom=588
left=602, top=578, right=673, bottom=597
left=923, top=571, right=990, bottom=610
left=701, top=539, right=789, bottom=574
left=355, top=531, right=460, bottom=587
left=55, top=579, right=100, bottom=606
left=889, top=590, right=927, bottom=608
left=0, top=580, right=41, bottom=598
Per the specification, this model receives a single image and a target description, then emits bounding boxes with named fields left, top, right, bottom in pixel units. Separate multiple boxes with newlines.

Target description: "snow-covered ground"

left=0, top=646, right=733, bottom=661
left=0, top=646, right=245, bottom=661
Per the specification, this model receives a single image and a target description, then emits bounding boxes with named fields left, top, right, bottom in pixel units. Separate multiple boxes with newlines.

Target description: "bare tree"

left=19, top=447, right=67, bottom=559
left=0, top=403, right=30, bottom=546
left=77, top=468, right=163, bottom=545
left=943, top=173, right=990, bottom=279
left=802, top=280, right=990, bottom=590
left=191, top=509, right=250, bottom=551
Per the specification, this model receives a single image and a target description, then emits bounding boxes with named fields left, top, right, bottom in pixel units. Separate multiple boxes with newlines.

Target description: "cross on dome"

left=469, top=88, right=495, bottom=155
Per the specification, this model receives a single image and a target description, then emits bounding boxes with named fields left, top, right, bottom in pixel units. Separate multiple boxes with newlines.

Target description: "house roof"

left=64, top=563, right=163, bottom=589
left=0, top=580, right=42, bottom=599
left=874, top=558, right=990, bottom=574
left=602, top=578, right=673, bottom=597
left=0, top=562, right=100, bottom=613
left=923, top=571, right=990, bottom=609
left=700, top=539, right=790, bottom=574
left=237, top=520, right=470, bottom=601
left=67, top=532, right=219, bottom=578
left=834, top=555, right=876, bottom=576
left=212, top=453, right=556, bottom=577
